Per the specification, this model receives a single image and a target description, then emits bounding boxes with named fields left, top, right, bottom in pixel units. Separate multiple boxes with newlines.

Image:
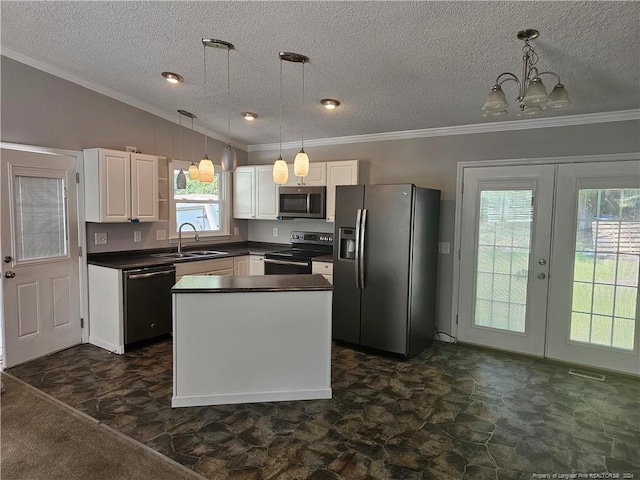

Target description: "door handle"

left=4, top=271, right=16, bottom=278
left=3, top=256, right=12, bottom=263
left=537, top=273, right=547, bottom=279
left=354, top=209, right=362, bottom=288
left=359, top=209, right=367, bottom=288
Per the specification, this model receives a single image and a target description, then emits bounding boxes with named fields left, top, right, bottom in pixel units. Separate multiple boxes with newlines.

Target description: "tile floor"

left=7, top=340, right=640, bottom=479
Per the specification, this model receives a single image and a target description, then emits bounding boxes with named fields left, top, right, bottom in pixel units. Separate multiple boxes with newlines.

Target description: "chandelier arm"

left=536, top=71, right=562, bottom=85
left=528, top=66, right=540, bottom=81
left=495, top=72, right=519, bottom=85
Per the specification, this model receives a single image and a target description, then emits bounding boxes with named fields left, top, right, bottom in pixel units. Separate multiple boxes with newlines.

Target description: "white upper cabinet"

left=233, top=167, right=256, bottom=219
left=233, top=166, right=278, bottom=220
left=84, top=148, right=159, bottom=223
left=325, top=160, right=368, bottom=223
left=255, top=165, right=279, bottom=220
left=284, top=162, right=326, bottom=187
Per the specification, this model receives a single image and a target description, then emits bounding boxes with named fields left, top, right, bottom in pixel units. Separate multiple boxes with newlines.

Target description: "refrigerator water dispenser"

left=338, top=228, right=356, bottom=260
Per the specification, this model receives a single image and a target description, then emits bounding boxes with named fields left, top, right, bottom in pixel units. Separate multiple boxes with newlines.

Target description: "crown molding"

left=247, top=109, right=640, bottom=152
left=1, top=46, right=247, bottom=150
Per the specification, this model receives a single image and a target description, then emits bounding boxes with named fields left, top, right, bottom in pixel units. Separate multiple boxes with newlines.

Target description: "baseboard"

left=172, top=388, right=332, bottom=408
left=89, top=336, right=124, bottom=354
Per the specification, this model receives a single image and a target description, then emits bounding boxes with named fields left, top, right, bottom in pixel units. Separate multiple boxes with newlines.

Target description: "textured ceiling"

left=1, top=1, right=639, bottom=148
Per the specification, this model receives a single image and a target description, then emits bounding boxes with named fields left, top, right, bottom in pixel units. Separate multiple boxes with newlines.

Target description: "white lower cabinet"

left=234, top=256, right=250, bottom=276
left=250, top=255, right=265, bottom=275
left=312, top=261, right=333, bottom=285
left=175, top=257, right=234, bottom=282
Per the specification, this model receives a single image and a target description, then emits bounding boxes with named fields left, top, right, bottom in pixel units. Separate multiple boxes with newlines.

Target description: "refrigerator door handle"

left=359, top=208, right=367, bottom=288
left=354, top=208, right=362, bottom=288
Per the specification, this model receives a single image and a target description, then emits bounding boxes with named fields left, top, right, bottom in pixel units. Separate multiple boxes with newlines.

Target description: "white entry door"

left=546, top=161, right=640, bottom=375
left=457, top=159, right=640, bottom=375
left=457, top=165, right=555, bottom=356
left=1, top=147, right=81, bottom=368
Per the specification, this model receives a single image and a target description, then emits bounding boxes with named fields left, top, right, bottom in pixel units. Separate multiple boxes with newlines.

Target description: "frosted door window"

left=570, top=188, right=639, bottom=350
left=14, top=175, right=67, bottom=261
left=474, top=190, right=533, bottom=333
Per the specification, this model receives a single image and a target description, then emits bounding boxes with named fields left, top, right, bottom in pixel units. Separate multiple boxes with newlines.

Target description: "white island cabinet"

left=172, top=274, right=332, bottom=407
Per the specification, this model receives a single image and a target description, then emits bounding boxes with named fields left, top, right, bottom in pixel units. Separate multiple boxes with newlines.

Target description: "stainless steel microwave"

left=278, top=186, right=326, bottom=219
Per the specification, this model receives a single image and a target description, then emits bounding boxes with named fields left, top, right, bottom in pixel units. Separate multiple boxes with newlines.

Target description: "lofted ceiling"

left=1, top=1, right=639, bottom=149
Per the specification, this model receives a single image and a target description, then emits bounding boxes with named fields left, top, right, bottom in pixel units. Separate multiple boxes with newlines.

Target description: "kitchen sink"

left=151, top=250, right=229, bottom=259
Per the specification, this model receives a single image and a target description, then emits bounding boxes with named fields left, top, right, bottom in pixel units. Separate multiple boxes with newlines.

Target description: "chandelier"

left=482, top=29, right=572, bottom=118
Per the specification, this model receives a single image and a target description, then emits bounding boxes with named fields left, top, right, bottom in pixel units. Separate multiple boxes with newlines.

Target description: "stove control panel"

left=290, top=231, right=334, bottom=246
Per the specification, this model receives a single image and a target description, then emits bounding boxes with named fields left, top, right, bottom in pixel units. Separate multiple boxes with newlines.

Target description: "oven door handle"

left=306, top=194, right=311, bottom=214
left=263, top=258, right=310, bottom=267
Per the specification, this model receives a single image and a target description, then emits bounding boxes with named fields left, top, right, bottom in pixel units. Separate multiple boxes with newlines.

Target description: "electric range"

left=264, top=231, right=333, bottom=274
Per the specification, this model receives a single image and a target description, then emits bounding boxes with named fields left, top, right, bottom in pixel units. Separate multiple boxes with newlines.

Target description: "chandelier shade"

left=482, top=85, right=509, bottom=111
left=544, top=84, right=573, bottom=110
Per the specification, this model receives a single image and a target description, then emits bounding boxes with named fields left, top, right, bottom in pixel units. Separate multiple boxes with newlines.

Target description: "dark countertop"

left=172, top=274, right=333, bottom=293
left=87, top=242, right=284, bottom=269
left=312, top=255, right=334, bottom=263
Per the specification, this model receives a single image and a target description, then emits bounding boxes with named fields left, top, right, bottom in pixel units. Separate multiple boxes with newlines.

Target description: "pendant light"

left=293, top=54, right=309, bottom=177
left=187, top=113, right=200, bottom=180
left=273, top=56, right=288, bottom=184
left=176, top=111, right=187, bottom=189
left=198, top=42, right=214, bottom=183
left=203, top=39, right=237, bottom=173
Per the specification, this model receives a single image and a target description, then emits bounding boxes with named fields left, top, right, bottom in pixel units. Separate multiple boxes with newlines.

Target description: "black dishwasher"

left=123, top=265, right=175, bottom=347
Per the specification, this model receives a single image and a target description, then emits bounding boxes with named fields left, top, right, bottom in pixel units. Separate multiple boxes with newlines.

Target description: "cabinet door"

left=233, top=167, right=256, bottom=219
left=100, top=149, right=131, bottom=222
left=326, top=160, right=359, bottom=222
left=284, top=162, right=326, bottom=186
left=250, top=255, right=264, bottom=275
left=130, top=153, right=159, bottom=222
left=255, top=166, right=278, bottom=220
left=234, top=256, right=250, bottom=276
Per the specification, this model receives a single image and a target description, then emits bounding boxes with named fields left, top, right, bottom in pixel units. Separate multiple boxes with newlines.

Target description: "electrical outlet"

left=156, top=229, right=167, bottom=241
left=94, top=232, right=107, bottom=245
left=234, top=227, right=239, bottom=236
left=438, top=242, right=450, bottom=254
left=273, top=228, right=279, bottom=237
left=134, top=231, right=142, bottom=243
left=125, top=145, right=138, bottom=153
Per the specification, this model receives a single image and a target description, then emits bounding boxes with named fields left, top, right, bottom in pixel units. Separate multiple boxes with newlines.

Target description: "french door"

left=457, top=159, right=639, bottom=375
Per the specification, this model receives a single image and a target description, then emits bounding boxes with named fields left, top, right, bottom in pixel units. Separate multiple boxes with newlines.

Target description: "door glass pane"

left=14, top=175, right=67, bottom=261
left=474, top=190, right=533, bottom=333
left=570, top=188, right=639, bottom=350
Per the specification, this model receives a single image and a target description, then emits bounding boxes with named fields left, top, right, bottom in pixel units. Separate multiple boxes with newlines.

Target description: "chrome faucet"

left=178, top=222, right=199, bottom=253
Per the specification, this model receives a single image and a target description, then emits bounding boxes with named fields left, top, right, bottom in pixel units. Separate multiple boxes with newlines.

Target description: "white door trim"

left=451, top=152, right=640, bottom=341
left=0, top=142, right=88, bottom=344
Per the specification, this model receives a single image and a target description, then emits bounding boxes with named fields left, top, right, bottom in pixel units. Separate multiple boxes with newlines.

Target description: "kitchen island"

left=171, top=274, right=333, bottom=407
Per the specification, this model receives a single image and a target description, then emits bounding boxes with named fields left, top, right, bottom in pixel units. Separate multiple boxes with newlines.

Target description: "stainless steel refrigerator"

left=332, top=184, right=440, bottom=357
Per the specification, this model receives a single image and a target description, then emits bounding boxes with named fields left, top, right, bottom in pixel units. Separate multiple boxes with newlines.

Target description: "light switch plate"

left=234, top=227, right=239, bottom=236
left=156, top=229, right=167, bottom=241
left=438, top=242, right=450, bottom=254
left=134, top=231, right=142, bottom=243
left=94, top=232, right=107, bottom=245
left=273, top=228, right=279, bottom=237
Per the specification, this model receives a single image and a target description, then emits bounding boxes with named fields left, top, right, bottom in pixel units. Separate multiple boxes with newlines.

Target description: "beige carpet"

left=0, top=374, right=203, bottom=480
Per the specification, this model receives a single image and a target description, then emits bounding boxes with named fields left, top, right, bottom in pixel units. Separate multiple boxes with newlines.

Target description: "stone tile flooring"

left=7, top=340, right=640, bottom=479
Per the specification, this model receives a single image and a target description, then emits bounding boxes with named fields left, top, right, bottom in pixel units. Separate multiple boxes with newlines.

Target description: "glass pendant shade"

left=273, top=157, right=288, bottom=184
left=482, top=109, right=508, bottom=118
left=544, top=84, right=573, bottom=110
left=522, top=78, right=549, bottom=105
left=518, top=104, right=544, bottom=117
left=188, top=163, right=199, bottom=180
left=482, top=85, right=509, bottom=111
left=198, top=155, right=214, bottom=183
left=294, top=150, right=309, bottom=177
left=176, top=169, right=187, bottom=189
left=221, top=145, right=237, bottom=172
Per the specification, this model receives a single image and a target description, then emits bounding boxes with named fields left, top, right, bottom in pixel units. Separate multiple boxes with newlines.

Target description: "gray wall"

left=248, top=120, right=640, bottom=334
left=1, top=56, right=249, bottom=253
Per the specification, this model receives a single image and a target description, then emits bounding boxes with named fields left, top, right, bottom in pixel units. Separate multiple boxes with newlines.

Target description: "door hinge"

left=76, top=172, right=80, bottom=183
left=78, top=246, right=83, bottom=257
left=458, top=249, right=461, bottom=260
left=80, top=318, right=84, bottom=328
left=456, top=314, right=459, bottom=325
left=461, top=182, right=464, bottom=194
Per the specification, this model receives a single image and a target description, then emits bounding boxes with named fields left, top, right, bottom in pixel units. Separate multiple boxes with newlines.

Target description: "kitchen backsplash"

left=248, top=219, right=333, bottom=244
